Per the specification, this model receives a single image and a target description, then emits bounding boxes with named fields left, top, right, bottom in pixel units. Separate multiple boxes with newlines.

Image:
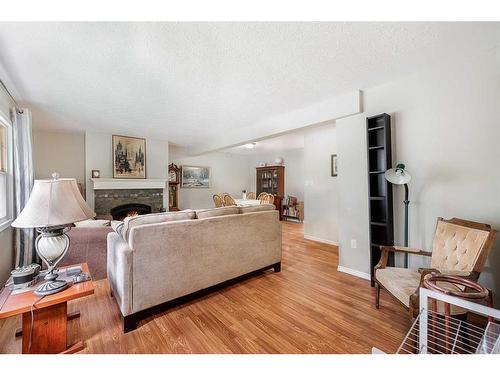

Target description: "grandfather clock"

left=168, top=163, right=180, bottom=211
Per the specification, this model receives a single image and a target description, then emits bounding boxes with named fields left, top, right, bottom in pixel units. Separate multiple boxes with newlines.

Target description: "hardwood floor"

left=0, top=222, right=410, bottom=354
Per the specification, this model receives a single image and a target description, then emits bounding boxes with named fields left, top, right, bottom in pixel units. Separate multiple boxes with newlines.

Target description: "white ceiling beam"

left=188, top=90, right=361, bottom=155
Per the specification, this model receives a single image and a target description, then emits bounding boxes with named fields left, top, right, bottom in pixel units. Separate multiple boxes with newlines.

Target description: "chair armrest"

left=408, top=269, right=480, bottom=317
left=375, top=246, right=432, bottom=274
left=381, top=245, right=432, bottom=257
left=374, top=247, right=390, bottom=271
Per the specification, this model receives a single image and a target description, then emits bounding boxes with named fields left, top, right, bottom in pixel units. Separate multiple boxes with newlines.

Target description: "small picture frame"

left=91, top=169, right=101, bottom=179
left=331, top=154, right=338, bottom=177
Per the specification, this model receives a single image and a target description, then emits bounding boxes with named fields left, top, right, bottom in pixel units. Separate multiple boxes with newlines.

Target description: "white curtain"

left=12, top=108, right=35, bottom=266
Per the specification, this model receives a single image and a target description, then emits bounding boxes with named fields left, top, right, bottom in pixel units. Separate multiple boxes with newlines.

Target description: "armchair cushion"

left=377, top=267, right=468, bottom=314
left=376, top=267, right=420, bottom=307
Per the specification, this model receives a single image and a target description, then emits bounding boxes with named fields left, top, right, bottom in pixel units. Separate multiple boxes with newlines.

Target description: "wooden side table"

left=0, top=263, right=94, bottom=354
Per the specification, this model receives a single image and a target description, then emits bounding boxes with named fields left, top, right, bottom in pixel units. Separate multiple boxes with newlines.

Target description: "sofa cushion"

left=121, top=210, right=195, bottom=240
left=238, top=204, right=275, bottom=214
left=195, top=206, right=239, bottom=219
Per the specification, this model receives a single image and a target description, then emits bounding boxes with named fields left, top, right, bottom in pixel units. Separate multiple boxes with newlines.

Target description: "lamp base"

left=34, top=279, right=68, bottom=296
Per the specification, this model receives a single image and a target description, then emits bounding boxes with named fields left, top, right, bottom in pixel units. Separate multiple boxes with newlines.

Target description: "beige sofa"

left=107, top=204, right=282, bottom=332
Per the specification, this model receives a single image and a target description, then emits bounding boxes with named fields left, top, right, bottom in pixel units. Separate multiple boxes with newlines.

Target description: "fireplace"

left=110, top=203, right=152, bottom=221
left=93, top=188, right=163, bottom=219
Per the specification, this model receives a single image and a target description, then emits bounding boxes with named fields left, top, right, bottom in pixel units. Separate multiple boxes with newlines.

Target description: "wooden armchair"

left=374, top=217, right=497, bottom=317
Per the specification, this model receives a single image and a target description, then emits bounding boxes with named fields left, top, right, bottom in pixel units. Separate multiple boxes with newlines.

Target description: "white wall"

left=303, top=123, right=338, bottom=245
left=337, top=116, right=371, bottom=277
left=248, top=148, right=305, bottom=201
left=32, top=130, right=85, bottom=184
left=85, top=131, right=169, bottom=209
left=170, top=145, right=251, bottom=210
left=337, top=50, right=500, bottom=301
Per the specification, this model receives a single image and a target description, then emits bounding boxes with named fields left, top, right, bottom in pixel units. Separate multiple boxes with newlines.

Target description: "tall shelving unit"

left=366, top=113, right=394, bottom=286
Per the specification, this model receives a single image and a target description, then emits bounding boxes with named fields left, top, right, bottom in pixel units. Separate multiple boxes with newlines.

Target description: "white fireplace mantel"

left=91, top=178, right=168, bottom=190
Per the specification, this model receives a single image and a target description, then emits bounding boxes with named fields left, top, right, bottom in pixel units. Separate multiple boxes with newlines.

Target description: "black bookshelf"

left=366, top=113, right=394, bottom=286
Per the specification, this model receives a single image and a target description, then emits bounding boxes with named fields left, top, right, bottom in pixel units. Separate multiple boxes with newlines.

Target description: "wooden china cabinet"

left=168, top=163, right=180, bottom=211
left=256, top=165, right=284, bottom=219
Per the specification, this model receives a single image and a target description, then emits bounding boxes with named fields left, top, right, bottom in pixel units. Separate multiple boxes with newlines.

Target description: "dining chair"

left=223, top=194, right=236, bottom=206
left=257, top=192, right=267, bottom=202
left=220, top=192, right=229, bottom=205
left=213, top=194, right=224, bottom=208
left=261, top=193, right=275, bottom=205
left=246, top=192, right=256, bottom=200
left=374, top=217, right=497, bottom=318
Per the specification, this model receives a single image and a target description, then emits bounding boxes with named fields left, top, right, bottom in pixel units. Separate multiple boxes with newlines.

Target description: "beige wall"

left=0, top=227, right=14, bottom=284
left=303, top=123, right=338, bottom=245
left=85, top=131, right=169, bottom=209
left=32, top=130, right=85, bottom=185
left=337, top=50, right=500, bottom=302
left=170, top=145, right=252, bottom=210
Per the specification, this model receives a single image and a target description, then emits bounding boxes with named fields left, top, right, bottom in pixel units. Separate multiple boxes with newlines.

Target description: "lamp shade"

left=12, top=177, right=95, bottom=229
left=385, top=163, right=411, bottom=185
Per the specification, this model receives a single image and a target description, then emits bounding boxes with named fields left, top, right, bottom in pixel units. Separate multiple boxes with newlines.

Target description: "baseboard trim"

left=303, top=235, right=339, bottom=246
left=337, top=265, right=371, bottom=281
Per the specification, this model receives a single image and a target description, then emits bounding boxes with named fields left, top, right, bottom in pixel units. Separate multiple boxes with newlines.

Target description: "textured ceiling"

left=0, top=22, right=498, bottom=147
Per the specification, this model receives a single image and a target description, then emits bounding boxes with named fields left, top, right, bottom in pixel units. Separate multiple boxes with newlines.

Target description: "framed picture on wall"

left=181, top=165, right=211, bottom=188
left=112, top=135, right=146, bottom=179
left=331, top=154, right=338, bottom=177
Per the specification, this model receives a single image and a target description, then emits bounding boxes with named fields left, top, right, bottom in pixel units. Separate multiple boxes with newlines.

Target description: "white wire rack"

left=396, top=287, right=500, bottom=354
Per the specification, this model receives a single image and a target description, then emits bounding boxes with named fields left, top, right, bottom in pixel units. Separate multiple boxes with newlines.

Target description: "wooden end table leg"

left=16, top=310, right=81, bottom=337
left=22, top=302, right=68, bottom=354
left=21, top=302, right=85, bottom=354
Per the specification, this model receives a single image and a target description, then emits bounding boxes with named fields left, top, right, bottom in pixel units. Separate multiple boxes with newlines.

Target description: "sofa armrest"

left=107, top=232, right=134, bottom=316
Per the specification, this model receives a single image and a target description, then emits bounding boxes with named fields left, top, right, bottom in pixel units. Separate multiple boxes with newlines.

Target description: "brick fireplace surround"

left=94, top=188, right=164, bottom=219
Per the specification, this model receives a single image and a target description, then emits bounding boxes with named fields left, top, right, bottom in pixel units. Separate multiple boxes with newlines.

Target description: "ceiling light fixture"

left=244, top=142, right=257, bottom=149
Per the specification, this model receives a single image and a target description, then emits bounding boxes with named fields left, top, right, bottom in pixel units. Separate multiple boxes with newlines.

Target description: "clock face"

left=169, top=170, right=177, bottom=182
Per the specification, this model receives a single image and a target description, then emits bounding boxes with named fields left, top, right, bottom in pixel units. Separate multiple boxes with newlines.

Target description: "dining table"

left=234, top=199, right=261, bottom=207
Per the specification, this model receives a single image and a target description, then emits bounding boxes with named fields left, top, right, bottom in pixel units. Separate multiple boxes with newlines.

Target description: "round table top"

left=234, top=199, right=261, bottom=207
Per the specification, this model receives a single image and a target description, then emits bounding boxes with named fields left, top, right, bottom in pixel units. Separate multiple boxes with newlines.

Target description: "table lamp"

left=12, top=173, right=95, bottom=295
left=385, top=164, right=411, bottom=268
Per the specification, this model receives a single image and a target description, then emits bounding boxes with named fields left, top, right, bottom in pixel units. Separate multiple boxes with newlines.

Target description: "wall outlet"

left=350, top=239, right=357, bottom=249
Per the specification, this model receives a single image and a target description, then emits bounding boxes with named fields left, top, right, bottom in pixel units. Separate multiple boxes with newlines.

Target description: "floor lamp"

left=384, top=164, right=411, bottom=268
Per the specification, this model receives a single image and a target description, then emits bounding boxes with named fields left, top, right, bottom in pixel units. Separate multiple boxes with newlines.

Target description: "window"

left=0, top=111, right=13, bottom=231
